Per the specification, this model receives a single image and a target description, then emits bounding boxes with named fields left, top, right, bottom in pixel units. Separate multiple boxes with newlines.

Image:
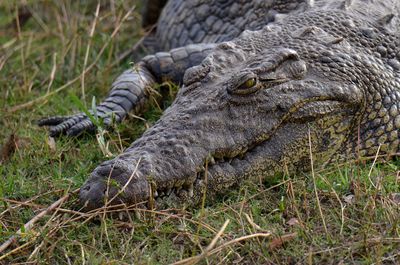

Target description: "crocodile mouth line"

left=152, top=147, right=252, bottom=202
left=152, top=127, right=279, bottom=204
left=143, top=97, right=351, bottom=204
left=80, top=97, right=352, bottom=210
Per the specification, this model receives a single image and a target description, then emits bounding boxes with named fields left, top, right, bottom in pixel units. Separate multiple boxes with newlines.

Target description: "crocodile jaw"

left=79, top=80, right=361, bottom=210
left=79, top=27, right=367, bottom=210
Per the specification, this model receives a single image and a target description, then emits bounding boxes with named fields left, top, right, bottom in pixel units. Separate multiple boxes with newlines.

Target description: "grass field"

left=0, top=1, right=399, bottom=264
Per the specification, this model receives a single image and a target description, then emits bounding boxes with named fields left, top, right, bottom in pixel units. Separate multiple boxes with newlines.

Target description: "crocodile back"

left=153, top=0, right=399, bottom=51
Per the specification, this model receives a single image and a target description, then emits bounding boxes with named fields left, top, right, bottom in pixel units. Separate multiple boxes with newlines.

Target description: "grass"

left=0, top=1, right=399, bottom=264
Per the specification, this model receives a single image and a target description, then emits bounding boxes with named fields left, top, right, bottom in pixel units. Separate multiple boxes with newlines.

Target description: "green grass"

left=0, top=1, right=399, bottom=264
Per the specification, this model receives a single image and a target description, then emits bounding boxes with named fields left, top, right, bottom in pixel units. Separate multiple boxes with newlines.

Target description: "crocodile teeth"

left=188, top=183, right=194, bottom=197
left=153, top=190, right=158, bottom=198
left=209, top=157, right=216, bottom=165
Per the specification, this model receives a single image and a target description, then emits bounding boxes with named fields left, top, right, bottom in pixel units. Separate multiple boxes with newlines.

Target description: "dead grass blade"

left=172, top=229, right=272, bottom=265
left=7, top=5, right=136, bottom=113
left=81, top=2, right=100, bottom=103
left=109, top=25, right=156, bottom=68
left=175, top=219, right=230, bottom=265
left=0, top=188, right=79, bottom=256
left=367, top=144, right=381, bottom=189
left=268, top=233, right=297, bottom=251
left=308, top=127, right=329, bottom=238
left=46, top=52, right=57, bottom=94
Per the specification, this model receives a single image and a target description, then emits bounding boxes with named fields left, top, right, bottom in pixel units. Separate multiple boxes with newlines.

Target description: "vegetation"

left=0, top=1, right=399, bottom=264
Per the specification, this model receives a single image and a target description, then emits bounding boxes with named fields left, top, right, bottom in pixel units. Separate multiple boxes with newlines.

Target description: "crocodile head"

left=79, top=12, right=372, bottom=210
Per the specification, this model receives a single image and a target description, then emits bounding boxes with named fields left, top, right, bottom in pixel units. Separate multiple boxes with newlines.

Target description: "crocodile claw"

left=38, top=112, right=112, bottom=137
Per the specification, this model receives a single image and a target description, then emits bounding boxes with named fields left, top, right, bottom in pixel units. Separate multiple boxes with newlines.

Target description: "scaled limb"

left=38, top=64, right=155, bottom=137
left=39, top=43, right=216, bottom=137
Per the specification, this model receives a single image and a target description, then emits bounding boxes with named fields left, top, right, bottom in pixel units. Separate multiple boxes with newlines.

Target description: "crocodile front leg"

left=38, top=43, right=216, bottom=136
left=38, top=65, right=155, bottom=137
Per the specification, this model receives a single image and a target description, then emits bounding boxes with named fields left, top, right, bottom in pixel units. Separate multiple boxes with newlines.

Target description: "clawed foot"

left=38, top=111, right=119, bottom=137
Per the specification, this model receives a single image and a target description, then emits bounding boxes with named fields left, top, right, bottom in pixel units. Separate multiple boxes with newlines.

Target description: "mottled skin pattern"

left=38, top=0, right=400, bottom=210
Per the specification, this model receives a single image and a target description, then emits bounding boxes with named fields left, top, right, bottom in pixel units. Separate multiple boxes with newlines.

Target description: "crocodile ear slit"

left=376, top=13, right=398, bottom=33
left=377, top=14, right=395, bottom=26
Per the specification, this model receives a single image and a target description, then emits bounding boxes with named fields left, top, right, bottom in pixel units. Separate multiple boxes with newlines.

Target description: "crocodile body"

left=39, top=0, right=400, bottom=210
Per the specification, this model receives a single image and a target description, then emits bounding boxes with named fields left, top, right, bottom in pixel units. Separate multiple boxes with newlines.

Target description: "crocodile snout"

left=79, top=180, right=110, bottom=211
left=79, top=160, right=150, bottom=211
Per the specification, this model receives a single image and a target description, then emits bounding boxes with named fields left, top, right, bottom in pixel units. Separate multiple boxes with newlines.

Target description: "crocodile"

left=38, top=0, right=400, bottom=210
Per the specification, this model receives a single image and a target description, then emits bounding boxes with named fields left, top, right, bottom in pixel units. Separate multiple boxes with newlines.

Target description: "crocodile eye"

left=228, top=77, right=260, bottom=95
left=239, top=78, right=257, bottom=89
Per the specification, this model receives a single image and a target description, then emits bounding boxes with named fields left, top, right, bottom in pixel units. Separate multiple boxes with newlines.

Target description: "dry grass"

left=0, top=1, right=399, bottom=264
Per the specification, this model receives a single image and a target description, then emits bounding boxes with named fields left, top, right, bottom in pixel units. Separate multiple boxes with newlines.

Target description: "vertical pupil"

left=246, top=79, right=254, bottom=87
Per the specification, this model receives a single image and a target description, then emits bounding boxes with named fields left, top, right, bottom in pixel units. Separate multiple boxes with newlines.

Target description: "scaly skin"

left=39, top=0, right=400, bottom=210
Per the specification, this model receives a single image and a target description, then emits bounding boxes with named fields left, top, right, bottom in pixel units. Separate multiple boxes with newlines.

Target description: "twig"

left=172, top=219, right=229, bottom=265
left=268, top=233, right=298, bottom=251
left=244, top=213, right=267, bottom=232
left=0, top=188, right=79, bottom=255
left=204, top=220, right=230, bottom=257
left=0, top=241, right=33, bottom=261
left=171, top=232, right=271, bottom=265
left=181, top=219, right=230, bottom=265
left=0, top=189, right=65, bottom=217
